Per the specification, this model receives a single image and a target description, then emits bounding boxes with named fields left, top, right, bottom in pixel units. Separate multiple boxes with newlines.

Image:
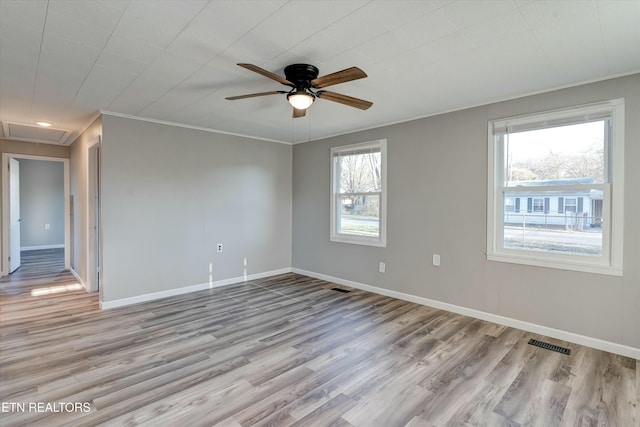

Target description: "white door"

left=9, top=158, right=21, bottom=273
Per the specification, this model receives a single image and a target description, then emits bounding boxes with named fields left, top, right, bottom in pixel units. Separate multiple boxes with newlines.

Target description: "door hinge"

left=8, top=256, right=10, bottom=261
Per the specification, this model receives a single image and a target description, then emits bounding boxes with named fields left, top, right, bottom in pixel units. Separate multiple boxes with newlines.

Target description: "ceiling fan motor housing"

left=284, top=64, right=319, bottom=89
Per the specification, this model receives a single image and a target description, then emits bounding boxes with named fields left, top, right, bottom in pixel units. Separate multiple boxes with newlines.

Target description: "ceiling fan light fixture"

left=227, top=63, right=372, bottom=117
left=287, top=90, right=314, bottom=110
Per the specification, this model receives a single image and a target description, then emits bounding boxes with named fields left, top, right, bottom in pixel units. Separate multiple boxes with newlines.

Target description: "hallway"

left=0, top=248, right=98, bottom=324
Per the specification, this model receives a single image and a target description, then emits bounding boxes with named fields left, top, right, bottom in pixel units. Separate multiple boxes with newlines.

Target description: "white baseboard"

left=100, top=268, right=292, bottom=310
left=292, top=268, right=640, bottom=360
left=21, top=244, right=64, bottom=251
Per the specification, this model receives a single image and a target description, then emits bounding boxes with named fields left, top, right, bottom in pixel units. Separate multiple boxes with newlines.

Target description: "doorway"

left=1, top=154, right=70, bottom=278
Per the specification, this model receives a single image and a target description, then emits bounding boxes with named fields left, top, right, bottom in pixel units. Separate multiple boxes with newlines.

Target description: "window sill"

left=487, top=253, right=622, bottom=276
left=330, top=235, right=386, bottom=248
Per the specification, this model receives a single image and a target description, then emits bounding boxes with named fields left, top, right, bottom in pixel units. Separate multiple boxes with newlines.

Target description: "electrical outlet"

left=432, top=254, right=440, bottom=267
left=44, top=224, right=50, bottom=230
left=217, top=243, right=223, bottom=253
left=379, top=262, right=386, bottom=273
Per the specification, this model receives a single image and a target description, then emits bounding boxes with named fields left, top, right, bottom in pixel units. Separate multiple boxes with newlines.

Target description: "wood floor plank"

left=0, top=254, right=637, bottom=426
left=494, top=346, right=570, bottom=425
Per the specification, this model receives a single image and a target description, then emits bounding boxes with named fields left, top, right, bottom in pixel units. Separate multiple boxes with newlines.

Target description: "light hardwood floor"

left=0, top=265, right=637, bottom=426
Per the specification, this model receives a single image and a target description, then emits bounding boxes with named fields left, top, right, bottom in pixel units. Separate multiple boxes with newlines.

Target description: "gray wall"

left=292, top=74, right=640, bottom=350
left=19, top=159, right=64, bottom=248
left=100, top=115, right=292, bottom=302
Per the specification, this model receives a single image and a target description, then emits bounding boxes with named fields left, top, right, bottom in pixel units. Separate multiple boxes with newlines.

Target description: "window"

left=504, top=197, right=515, bottom=212
left=564, top=198, right=577, bottom=213
left=331, top=140, right=386, bottom=247
left=487, top=99, right=624, bottom=275
left=533, top=198, right=544, bottom=213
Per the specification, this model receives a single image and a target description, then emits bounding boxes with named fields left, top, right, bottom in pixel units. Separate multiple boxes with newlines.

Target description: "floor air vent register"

left=331, top=287, right=351, bottom=293
left=528, top=339, right=571, bottom=355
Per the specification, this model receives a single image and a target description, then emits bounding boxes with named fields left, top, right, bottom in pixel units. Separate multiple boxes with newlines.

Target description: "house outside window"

left=564, top=198, right=577, bottom=213
left=504, top=197, right=515, bottom=212
left=533, top=198, right=544, bottom=213
left=330, top=139, right=387, bottom=247
left=487, top=99, right=624, bottom=275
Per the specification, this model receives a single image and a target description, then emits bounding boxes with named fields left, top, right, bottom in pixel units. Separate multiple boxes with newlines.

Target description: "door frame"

left=87, top=137, right=101, bottom=293
left=8, top=158, right=21, bottom=273
left=1, top=153, right=71, bottom=276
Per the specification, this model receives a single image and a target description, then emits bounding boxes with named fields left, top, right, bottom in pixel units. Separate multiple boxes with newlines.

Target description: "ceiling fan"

left=226, top=63, right=373, bottom=118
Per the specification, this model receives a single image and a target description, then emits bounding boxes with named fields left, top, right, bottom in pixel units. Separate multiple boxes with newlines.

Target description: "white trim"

left=486, top=254, right=622, bottom=276
left=1, top=153, right=71, bottom=277
left=86, top=136, right=101, bottom=293
left=609, top=101, right=625, bottom=273
left=100, top=268, right=292, bottom=310
left=78, top=73, right=636, bottom=147
left=491, top=100, right=618, bottom=134
left=330, top=139, right=387, bottom=248
left=293, top=69, right=640, bottom=145
left=330, top=234, right=387, bottom=248
left=1, top=121, right=75, bottom=146
left=486, top=99, right=624, bottom=275
left=99, top=111, right=291, bottom=145
left=21, top=244, right=64, bottom=251
left=75, top=110, right=102, bottom=142
left=291, top=268, right=640, bottom=360
left=70, top=268, right=88, bottom=291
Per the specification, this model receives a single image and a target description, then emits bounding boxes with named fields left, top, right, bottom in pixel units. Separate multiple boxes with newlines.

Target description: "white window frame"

left=564, top=197, right=577, bottom=213
left=487, top=99, right=624, bottom=276
left=533, top=198, right=544, bottom=213
left=330, top=139, right=387, bottom=247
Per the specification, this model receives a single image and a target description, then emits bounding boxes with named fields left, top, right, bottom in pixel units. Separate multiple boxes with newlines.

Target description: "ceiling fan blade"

left=292, top=108, right=306, bottom=118
left=316, top=90, right=373, bottom=110
left=225, top=91, right=287, bottom=100
left=311, top=67, right=367, bottom=88
left=237, top=63, right=294, bottom=86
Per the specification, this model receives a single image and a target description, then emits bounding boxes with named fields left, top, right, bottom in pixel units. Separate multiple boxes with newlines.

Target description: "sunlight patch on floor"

left=31, top=283, right=83, bottom=297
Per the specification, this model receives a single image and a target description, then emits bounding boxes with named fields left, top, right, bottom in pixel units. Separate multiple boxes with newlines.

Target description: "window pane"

left=504, top=121, right=606, bottom=186
left=338, top=152, right=381, bottom=193
left=504, top=197, right=515, bottom=212
left=533, top=198, right=544, bottom=212
left=338, top=195, right=379, bottom=236
left=489, top=100, right=623, bottom=274
left=502, top=191, right=603, bottom=256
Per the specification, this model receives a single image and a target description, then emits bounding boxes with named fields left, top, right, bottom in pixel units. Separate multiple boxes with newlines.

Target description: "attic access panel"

left=2, top=122, right=74, bottom=145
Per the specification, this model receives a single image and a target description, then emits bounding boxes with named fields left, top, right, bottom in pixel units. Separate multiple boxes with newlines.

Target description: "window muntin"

left=564, top=198, right=577, bottom=213
left=331, top=140, right=386, bottom=247
left=533, top=198, right=544, bottom=213
left=488, top=100, right=624, bottom=275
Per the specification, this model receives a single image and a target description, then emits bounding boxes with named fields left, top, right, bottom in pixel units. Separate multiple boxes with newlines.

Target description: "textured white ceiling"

left=0, top=0, right=638, bottom=144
